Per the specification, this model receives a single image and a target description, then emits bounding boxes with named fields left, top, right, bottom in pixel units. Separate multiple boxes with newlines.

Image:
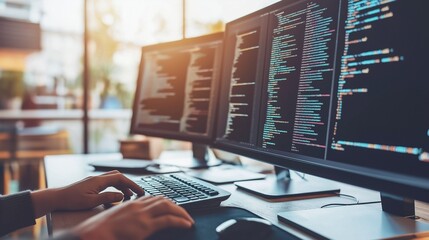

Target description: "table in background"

left=0, top=109, right=131, bottom=192
left=0, top=109, right=132, bottom=121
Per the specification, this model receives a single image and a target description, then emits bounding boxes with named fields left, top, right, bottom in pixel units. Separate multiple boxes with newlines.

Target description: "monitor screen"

left=131, top=33, right=223, bottom=143
left=216, top=0, right=429, bottom=197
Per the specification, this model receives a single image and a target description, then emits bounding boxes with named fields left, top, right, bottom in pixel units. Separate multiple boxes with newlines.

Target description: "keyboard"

left=134, top=173, right=231, bottom=209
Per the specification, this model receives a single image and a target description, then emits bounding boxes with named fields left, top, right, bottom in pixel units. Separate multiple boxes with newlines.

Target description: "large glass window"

left=0, top=0, right=281, bottom=154
left=86, top=0, right=280, bottom=153
left=0, top=0, right=84, bottom=152
left=87, top=0, right=183, bottom=153
left=186, top=0, right=280, bottom=37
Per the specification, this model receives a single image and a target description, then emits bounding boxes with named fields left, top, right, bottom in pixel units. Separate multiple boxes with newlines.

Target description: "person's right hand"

left=31, top=170, right=145, bottom=218
left=70, top=196, right=195, bottom=240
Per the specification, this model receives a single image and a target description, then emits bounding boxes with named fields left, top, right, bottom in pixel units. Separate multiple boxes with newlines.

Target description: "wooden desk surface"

left=44, top=153, right=382, bottom=239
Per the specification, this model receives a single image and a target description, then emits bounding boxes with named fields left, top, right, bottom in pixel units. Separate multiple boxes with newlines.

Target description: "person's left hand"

left=56, top=170, right=145, bottom=210
left=31, top=170, right=145, bottom=217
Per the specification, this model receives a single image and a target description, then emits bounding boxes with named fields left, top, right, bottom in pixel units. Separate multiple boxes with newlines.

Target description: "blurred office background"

left=0, top=0, right=279, bottom=154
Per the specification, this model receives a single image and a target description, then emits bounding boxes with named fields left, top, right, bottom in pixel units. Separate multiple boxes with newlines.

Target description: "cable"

left=321, top=201, right=381, bottom=208
left=293, top=171, right=307, bottom=180
left=320, top=193, right=359, bottom=208
left=405, top=215, right=420, bottom=220
left=338, top=193, right=359, bottom=203
left=321, top=195, right=419, bottom=221
left=320, top=193, right=381, bottom=208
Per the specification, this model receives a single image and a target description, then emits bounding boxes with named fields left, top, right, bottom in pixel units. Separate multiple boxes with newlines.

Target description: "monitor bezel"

left=213, top=0, right=429, bottom=203
left=130, top=32, right=224, bottom=144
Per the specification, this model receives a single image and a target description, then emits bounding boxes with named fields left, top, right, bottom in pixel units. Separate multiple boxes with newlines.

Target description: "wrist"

left=31, top=188, right=62, bottom=217
left=71, top=221, right=115, bottom=240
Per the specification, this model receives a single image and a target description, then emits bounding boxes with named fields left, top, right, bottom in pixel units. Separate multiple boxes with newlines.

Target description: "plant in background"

left=0, top=71, right=25, bottom=109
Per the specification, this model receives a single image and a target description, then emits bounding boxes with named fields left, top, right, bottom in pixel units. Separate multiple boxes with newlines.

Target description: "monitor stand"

left=278, top=193, right=429, bottom=239
left=235, top=166, right=339, bottom=198
left=156, top=143, right=223, bottom=169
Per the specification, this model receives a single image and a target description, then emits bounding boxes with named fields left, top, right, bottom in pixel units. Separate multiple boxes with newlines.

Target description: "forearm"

left=0, top=191, right=36, bottom=236
left=31, top=188, right=62, bottom=218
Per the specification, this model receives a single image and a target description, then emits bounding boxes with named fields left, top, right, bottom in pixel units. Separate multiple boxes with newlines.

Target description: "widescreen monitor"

left=215, top=0, right=429, bottom=237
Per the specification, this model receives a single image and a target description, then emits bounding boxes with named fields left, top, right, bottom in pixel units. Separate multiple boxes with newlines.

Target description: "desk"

left=44, top=153, right=382, bottom=238
left=44, top=153, right=383, bottom=239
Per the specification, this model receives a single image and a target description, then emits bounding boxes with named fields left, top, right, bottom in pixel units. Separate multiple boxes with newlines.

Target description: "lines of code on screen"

left=135, top=43, right=219, bottom=136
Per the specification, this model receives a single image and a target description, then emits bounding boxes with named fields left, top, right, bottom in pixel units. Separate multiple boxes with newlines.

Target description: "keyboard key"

left=168, top=194, right=181, bottom=198
left=208, top=191, right=219, bottom=196
left=173, top=197, right=190, bottom=203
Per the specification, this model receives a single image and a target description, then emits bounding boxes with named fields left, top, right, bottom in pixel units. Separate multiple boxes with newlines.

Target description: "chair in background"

left=0, top=124, right=70, bottom=238
left=0, top=124, right=71, bottom=193
left=0, top=123, right=18, bottom=194
left=16, top=126, right=71, bottom=191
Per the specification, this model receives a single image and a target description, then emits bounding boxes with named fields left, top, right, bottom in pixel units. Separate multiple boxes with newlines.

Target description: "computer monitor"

left=215, top=0, right=429, bottom=238
left=131, top=33, right=224, bottom=168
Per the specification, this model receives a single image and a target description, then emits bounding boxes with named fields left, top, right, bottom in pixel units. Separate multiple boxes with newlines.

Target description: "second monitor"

left=131, top=33, right=224, bottom=168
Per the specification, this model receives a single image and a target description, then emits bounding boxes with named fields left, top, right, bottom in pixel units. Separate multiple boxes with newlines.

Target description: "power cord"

left=321, top=193, right=381, bottom=208
left=293, top=171, right=307, bottom=180
left=321, top=194, right=423, bottom=222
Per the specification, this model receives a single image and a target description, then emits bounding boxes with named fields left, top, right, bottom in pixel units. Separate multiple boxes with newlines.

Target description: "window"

left=0, top=0, right=280, bottom=154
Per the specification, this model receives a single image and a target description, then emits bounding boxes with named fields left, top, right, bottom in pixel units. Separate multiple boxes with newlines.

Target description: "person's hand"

left=70, top=196, right=194, bottom=240
left=54, top=170, right=145, bottom=210
left=31, top=170, right=144, bottom=217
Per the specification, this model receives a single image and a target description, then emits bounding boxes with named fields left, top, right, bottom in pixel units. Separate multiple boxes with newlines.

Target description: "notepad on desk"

left=89, top=159, right=182, bottom=174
